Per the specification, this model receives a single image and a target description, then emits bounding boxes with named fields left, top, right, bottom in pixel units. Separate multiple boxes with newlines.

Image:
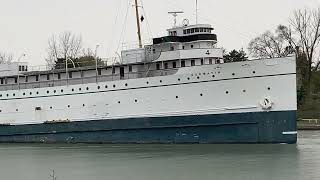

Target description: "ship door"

left=120, top=67, right=125, bottom=79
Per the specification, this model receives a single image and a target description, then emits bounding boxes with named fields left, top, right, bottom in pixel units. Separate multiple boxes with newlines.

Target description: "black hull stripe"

left=0, top=73, right=295, bottom=101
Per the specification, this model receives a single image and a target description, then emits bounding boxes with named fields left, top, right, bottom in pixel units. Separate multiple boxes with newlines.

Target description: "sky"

left=0, top=0, right=319, bottom=65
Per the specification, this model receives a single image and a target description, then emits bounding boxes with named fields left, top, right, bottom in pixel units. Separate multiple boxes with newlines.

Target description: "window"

left=191, top=29, right=194, bottom=33
left=181, top=61, right=185, bottom=67
left=156, top=63, right=161, bottom=70
left=81, top=71, right=84, bottom=78
left=191, top=45, right=194, bottom=48
left=216, top=59, right=221, bottom=64
left=98, top=69, right=102, bottom=76
left=112, top=67, right=115, bottom=74
left=182, top=46, right=185, bottom=50
left=164, top=63, right=168, bottom=69
left=187, top=29, right=191, bottom=34
left=209, top=59, right=213, bottom=64
left=35, top=75, right=39, bottom=82
left=68, top=72, right=72, bottom=78
left=191, top=60, right=195, bottom=66
left=170, top=46, right=174, bottom=51
left=172, top=62, right=177, bottom=68
left=19, top=66, right=22, bottom=71
left=25, top=66, right=28, bottom=71
left=129, top=65, right=132, bottom=72
left=14, top=78, right=17, bottom=83
left=201, top=59, right=204, bottom=65
left=183, top=30, right=186, bottom=34
left=22, top=66, right=25, bottom=71
left=58, top=73, right=61, bottom=80
left=195, top=28, right=199, bottom=32
left=200, top=28, right=204, bottom=32
left=0, top=79, right=3, bottom=84
left=25, top=76, right=28, bottom=82
left=47, top=74, right=50, bottom=81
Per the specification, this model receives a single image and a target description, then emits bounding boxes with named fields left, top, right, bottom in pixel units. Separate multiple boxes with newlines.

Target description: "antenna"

left=195, top=0, right=198, bottom=24
left=168, top=11, right=184, bottom=27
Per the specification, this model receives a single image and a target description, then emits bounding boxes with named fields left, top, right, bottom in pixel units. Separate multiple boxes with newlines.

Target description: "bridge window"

left=25, top=76, right=28, bottom=82
left=156, top=63, right=161, bottom=70
left=58, top=73, right=61, bottom=80
left=200, top=28, right=204, bottom=32
left=129, top=65, right=132, bottom=72
left=0, top=78, right=3, bottom=85
left=183, top=30, right=186, bottom=34
left=35, top=75, right=39, bottom=82
left=195, top=28, right=199, bottom=32
left=47, top=74, right=50, bottom=81
left=187, top=29, right=191, bottom=34
left=191, top=29, right=195, bottom=33
left=209, top=59, right=213, bottom=64
left=164, top=63, right=168, bottom=69
left=181, top=61, right=185, bottom=67
left=172, top=62, right=177, bottom=68
left=69, top=72, right=72, bottom=78
left=98, top=69, right=102, bottom=75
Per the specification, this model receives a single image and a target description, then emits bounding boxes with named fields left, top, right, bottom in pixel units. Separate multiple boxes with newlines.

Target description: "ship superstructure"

left=0, top=4, right=297, bottom=143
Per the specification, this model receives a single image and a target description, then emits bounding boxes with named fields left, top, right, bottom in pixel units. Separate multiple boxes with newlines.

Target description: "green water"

left=0, top=131, right=319, bottom=180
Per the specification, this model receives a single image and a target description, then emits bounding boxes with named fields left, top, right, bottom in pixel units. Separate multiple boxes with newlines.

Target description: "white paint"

left=282, top=131, right=298, bottom=135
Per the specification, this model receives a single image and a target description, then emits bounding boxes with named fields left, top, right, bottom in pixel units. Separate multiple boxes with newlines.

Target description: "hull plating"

left=0, top=111, right=297, bottom=144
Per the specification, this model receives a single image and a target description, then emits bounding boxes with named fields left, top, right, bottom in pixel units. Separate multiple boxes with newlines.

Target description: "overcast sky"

left=0, top=0, right=319, bottom=65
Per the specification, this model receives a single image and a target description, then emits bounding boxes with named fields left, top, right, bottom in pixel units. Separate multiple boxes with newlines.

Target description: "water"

left=0, top=131, right=319, bottom=180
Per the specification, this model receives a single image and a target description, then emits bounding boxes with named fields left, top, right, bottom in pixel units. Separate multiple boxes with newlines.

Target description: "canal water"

left=0, top=131, right=319, bottom=180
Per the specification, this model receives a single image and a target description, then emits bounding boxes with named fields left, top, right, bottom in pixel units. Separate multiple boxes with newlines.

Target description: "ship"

left=0, top=2, right=297, bottom=143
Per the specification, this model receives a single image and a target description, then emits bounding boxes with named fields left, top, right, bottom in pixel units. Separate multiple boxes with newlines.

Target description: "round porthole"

left=226, top=91, right=229, bottom=94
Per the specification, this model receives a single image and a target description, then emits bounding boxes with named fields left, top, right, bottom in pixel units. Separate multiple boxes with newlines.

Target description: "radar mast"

left=168, top=11, right=184, bottom=27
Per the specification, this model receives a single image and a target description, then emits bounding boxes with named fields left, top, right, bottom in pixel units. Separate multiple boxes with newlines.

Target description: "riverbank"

left=297, top=119, right=320, bottom=130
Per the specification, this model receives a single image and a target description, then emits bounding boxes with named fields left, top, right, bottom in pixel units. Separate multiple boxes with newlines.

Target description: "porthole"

left=178, top=78, right=181, bottom=81
left=118, top=101, right=121, bottom=104
left=160, top=80, right=162, bottom=83
left=146, top=82, right=149, bottom=84
left=0, top=110, right=1, bottom=112
left=176, top=96, right=179, bottom=99
left=50, top=107, right=53, bottom=109
left=79, top=88, right=82, bottom=91
left=6, top=94, right=9, bottom=97
left=135, top=99, right=138, bottom=103
left=203, top=73, right=206, bottom=75
left=36, top=92, right=39, bottom=94
left=23, top=93, right=26, bottom=96
left=113, top=85, right=116, bottom=88
left=16, top=109, right=18, bottom=112
left=86, top=87, right=89, bottom=90
left=53, top=90, right=56, bottom=93
left=61, top=89, right=63, bottom=93
left=187, top=77, right=190, bottom=80
left=268, top=87, right=271, bottom=90
left=0, top=94, right=2, bottom=97
left=212, top=75, right=215, bottom=78
left=243, top=90, right=246, bottom=93
left=197, top=77, right=200, bottom=79
left=253, top=71, right=256, bottom=74
left=83, top=104, right=85, bottom=107
left=200, top=93, right=203, bottom=96
left=30, top=92, right=32, bottom=95
left=47, top=91, right=49, bottom=94
left=97, top=86, right=101, bottom=89
left=105, top=85, right=108, bottom=88
left=125, top=83, right=128, bottom=87
left=13, top=93, right=15, bottom=96
left=232, top=73, right=235, bottom=76
left=67, top=105, right=70, bottom=108
left=72, top=89, right=74, bottom=92
left=226, top=91, right=229, bottom=94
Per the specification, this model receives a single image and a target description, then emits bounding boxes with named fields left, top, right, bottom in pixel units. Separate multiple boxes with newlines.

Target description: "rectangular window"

left=187, top=29, right=191, bottom=34
left=81, top=71, right=84, bottom=78
left=172, top=62, right=176, bottom=68
left=182, top=46, right=185, bottom=50
left=195, top=28, right=199, bottom=32
left=183, top=30, right=186, bottom=34
left=191, top=60, right=195, bottom=66
left=22, top=66, right=25, bottom=71
left=191, top=29, right=194, bottom=33
left=164, top=63, right=168, bottom=69
left=0, top=78, right=3, bottom=84
left=14, top=77, right=17, bottom=83
left=35, top=75, right=39, bottom=82
left=47, top=74, right=50, bottom=81
left=69, top=72, right=72, bottom=78
left=5, top=78, right=7, bottom=84
left=209, top=59, right=213, bottom=64
left=25, top=76, right=28, bottom=82
left=181, top=61, right=185, bottom=67
left=170, top=46, right=174, bottom=51
left=200, top=28, right=204, bottom=32
left=156, top=63, right=161, bottom=70
left=58, top=73, right=61, bottom=80
left=98, top=69, right=102, bottom=75
left=216, top=59, right=221, bottom=64
left=129, top=65, right=132, bottom=72
left=112, top=67, right=115, bottom=74
left=19, top=66, right=22, bottom=71
left=201, top=59, right=204, bottom=65
left=25, top=66, right=28, bottom=71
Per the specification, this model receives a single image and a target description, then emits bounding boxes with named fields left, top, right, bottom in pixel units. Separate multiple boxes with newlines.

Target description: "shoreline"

left=297, top=119, right=320, bottom=130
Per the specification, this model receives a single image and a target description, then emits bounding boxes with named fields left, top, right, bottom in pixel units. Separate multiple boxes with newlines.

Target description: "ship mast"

left=134, top=0, right=143, bottom=48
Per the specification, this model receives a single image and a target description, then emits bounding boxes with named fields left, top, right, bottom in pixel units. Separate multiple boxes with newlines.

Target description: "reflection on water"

left=0, top=131, right=319, bottom=180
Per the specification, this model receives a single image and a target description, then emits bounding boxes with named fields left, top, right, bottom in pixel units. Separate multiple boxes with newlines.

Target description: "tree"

left=248, top=29, right=292, bottom=59
left=0, top=52, right=13, bottom=64
left=46, top=31, right=83, bottom=68
left=223, top=49, right=248, bottom=63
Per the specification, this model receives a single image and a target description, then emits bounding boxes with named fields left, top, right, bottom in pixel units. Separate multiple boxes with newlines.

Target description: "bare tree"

left=0, top=52, right=14, bottom=64
left=46, top=31, right=83, bottom=66
left=248, top=30, right=290, bottom=59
